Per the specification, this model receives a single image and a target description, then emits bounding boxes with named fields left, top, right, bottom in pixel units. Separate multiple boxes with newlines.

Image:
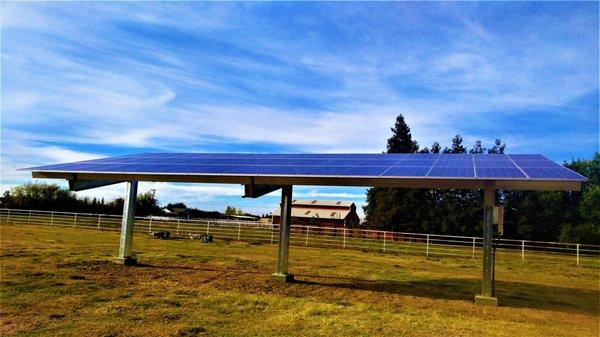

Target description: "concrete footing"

left=475, top=295, right=498, bottom=306
left=114, top=256, right=137, bottom=266
left=271, top=273, right=294, bottom=282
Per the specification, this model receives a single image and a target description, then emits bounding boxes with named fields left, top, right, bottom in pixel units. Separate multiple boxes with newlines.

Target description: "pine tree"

left=386, top=115, right=419, bottom=153
left=364, top=114, right=423, bottom=230
left=443, top=135, right=467, bottom=154
left=470, top=140, right=485, bottom=154
left=488, top=139, right=506, bottom=154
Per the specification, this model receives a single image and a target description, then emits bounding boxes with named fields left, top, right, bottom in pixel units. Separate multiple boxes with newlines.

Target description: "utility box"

left=493, top=205, right=504, bottom=236
left=493, top=206, right=504, bottom=225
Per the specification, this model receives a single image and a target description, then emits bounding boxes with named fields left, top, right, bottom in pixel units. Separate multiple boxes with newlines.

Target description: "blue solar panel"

left=506, top=154, right=583, bottom=180
left=357, top=159, right=403, bottom=166
left=300, top=166, right=354, bottom=176
left=338, top=166, right=390, bottom=176
left=476, top=168, right=527, bottom=179
left=474, top=160, right=516, bottom=169
left=428, top=167, right=475, bottom=178
left=435, top=159, right=473, bottom=166
left=224, top=166, right=316, bottom=175
left=518, top=168, right=584, bottom=180
left=24, top=153, right=586, bottom=182
left=401, top=159, right=437, bottom=166
left=381, top=166, right=431, bottom=177
left=162, top=165, right=228, bottom=174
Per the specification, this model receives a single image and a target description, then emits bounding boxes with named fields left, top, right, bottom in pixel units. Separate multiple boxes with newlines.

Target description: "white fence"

left=1, top=208, right=598, bottom=267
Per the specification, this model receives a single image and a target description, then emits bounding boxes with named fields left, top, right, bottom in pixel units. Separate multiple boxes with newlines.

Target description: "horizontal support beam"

left=68, top=179, right=122, bottom=191
left=31, top=171, right=581, bottom=191
left=243, top=183, right=282, bottom=198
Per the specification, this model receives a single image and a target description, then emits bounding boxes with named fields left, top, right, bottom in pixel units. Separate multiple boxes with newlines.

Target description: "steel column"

left=475, top=181, right=498, bottom=306
left=272, top=185, right=294, bottom=282
left=117, top=181, right=138, bottom=266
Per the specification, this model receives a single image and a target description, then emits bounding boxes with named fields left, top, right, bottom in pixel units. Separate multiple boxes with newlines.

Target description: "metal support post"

left=237, top=221, right=241, bottom=241
left=149, top=218, right=152, bottom=233
left=521, top=241, right=525, bottom=260
left=97, top=215, right=101, bottom=230
left=50, top=212, right=54, bottom=226
left=270, top=223, right=274, bottom=244
left=343, top=228, right=347, bottom=249
left=117, top=181, right=138, bottom=266
left=576, top=244, right=580, bottom=266
left=383, top=232, right=386, bottom=252
left=475, top=181, right=498, bottom=306
left=28, top=210, right=31, bottom=225
left=206, top=221, right=210, bottom=234
left=272, top=185, right=294, bottom=282
left=426, top=235, right=430, bottom=257
left=73, top=213, right=77, bottom=228
left=6, top=209, right=10, bottom=223
left=472, top=237, right=476, bottom=259
left=176, top=219, right=180, bottom=236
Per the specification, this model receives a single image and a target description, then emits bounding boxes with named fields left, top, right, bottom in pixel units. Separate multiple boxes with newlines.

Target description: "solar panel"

left=476, top=168, right=526, bottom=179
left=339, top=166, right=390, bottom=176
left=428, top=167, right=475, bottom=178
left=300, top=166, right=354, bottom=176
left=225, top=166, right=316, bottom=175
left=24, top=153, right=587, bottom=182
left=381, top=166, right=431, bottom=177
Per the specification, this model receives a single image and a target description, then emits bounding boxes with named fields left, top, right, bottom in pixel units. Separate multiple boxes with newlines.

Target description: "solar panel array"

left=26, top=153, right=586, bottom=181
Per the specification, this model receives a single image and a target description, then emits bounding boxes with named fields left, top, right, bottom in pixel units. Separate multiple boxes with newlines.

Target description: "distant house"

left=163, top=206, right=187, bottom=216
left=226, top=214, right=259, bottom=221
left=271, top=199, right=360, bottom=228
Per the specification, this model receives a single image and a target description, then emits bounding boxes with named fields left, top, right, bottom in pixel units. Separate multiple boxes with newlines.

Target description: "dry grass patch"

left=0, top=224, right=598, bottom=337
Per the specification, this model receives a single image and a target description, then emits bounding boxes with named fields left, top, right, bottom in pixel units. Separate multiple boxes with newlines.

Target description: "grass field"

left=1, top=224, right=598, bottom=337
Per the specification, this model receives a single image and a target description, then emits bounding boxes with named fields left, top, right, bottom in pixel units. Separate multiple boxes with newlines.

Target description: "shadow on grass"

left=294, top=275, right=599, bottom=315
left=126, top=261, right=598, bottom=315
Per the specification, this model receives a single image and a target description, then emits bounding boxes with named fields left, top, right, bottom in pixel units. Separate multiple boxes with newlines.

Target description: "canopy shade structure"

left=22, top=152, right=587, bottom=307
left=26, top=153, right=586, bottom=191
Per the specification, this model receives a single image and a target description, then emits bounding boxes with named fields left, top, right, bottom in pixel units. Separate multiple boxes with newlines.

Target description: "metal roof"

left=272, top=207, right=351, bottom=220
left=24, top=153, right=587, bottom=191
left=291, top=199, right=355, bottom=207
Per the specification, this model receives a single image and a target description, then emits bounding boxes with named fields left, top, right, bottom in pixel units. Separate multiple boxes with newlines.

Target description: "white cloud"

left=1, top=2, right=597, bottom=213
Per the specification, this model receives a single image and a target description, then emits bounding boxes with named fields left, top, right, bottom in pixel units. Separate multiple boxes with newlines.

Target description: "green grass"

left=1, top=224, right=598, bottom=337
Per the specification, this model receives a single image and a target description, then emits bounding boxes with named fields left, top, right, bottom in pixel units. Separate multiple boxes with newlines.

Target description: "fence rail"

left=1, top=208, right=598, bottom=266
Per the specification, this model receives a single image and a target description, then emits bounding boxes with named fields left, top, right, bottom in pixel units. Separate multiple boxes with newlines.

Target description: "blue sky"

left=1, top=2, right=598, bottom=217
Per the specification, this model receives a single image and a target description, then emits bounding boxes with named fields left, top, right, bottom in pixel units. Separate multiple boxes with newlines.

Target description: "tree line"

left=363, top=115, right=599, bottom=244
left=0, top=185, right=251, bottom=219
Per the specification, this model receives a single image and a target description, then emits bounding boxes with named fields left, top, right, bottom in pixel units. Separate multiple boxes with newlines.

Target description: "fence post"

left=521, top=240, right=525, bottom=261
left=73, top=213, right=77, bottom=228
left=176, top=219, right=180, bottom=236
left=270, top=223, right=274, bottom=244
left=206, top=221, right=210, bottom=234
left=426, top=234, right=430, bottom=257
left=149, top=218, right=153, bottom=233
left=343, top=228, right=347, bottom=249
left=50, top=212, right=54, bottom=226
left=472, top=237, right=475, bottom=259
left=305, top=226, right=309, bottom=246
left=576, top=244, right=580, bottom=266
left=97, top=215, right=101, bottom=230
left=6, top=209, right=10, bottom=223
left=237, top=221, right=241, bottom=241
left=27, top=210, right=32, bottom=225
left=383, top=231, right=386, bottom=252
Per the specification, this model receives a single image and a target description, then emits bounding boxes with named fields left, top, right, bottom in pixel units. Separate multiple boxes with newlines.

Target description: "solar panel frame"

left=24, top=153, right=587, bottom=182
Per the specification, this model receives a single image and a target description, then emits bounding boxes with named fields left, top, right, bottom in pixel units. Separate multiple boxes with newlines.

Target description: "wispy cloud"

left=1, top=2, right=598, bottom=213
